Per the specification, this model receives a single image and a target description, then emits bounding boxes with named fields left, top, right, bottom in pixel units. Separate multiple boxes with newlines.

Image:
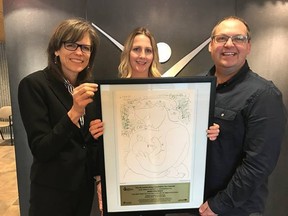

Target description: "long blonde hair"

left=118, top=27, right=161, bottom=78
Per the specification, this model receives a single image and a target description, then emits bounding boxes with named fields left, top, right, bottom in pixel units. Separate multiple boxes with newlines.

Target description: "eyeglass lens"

left=213, top=35, right=248, bottom=44
left=64, top=42, right=92, bottom=53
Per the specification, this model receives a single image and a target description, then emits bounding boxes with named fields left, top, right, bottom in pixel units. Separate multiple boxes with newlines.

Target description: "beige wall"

left=0, top=0, right=4, bottom=41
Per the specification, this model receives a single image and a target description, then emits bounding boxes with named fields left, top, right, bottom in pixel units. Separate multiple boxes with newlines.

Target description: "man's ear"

left=208, top=42, right=212, bottom=53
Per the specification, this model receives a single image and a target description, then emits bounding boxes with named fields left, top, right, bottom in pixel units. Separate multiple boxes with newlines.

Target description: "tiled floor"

left=0, top=141, right=20, bottom=216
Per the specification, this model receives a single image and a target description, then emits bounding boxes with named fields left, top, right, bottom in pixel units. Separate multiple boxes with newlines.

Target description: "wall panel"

left=237, top=2, right=288, bottom=215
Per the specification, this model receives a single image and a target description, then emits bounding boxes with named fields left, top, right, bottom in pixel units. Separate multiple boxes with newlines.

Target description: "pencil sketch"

left=115, top=89, right=196, bottom=183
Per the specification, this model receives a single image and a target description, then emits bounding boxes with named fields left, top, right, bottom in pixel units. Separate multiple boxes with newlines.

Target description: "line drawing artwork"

left=115, top=89, right=196, bottom=184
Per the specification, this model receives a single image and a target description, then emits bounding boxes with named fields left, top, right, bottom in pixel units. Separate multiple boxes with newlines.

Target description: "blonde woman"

left=118, top=27, right=161, bottom=78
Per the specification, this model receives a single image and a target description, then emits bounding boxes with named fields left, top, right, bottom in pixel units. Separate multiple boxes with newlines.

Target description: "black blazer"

left=18, top=67, right=101, bottom=191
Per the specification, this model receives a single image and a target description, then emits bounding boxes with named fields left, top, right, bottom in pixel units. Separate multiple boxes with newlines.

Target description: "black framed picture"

left=97, top=76, right=216, bottom=215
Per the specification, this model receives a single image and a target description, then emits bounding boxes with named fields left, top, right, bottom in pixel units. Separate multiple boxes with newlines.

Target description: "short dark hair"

left=211, top=16, right=251, bottom=41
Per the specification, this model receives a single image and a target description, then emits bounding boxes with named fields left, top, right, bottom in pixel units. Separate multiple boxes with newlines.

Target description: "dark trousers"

left=29, top=178, right=94, bottom=216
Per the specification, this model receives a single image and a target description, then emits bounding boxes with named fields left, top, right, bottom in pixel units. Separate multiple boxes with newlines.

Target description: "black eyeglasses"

left=63, top=42, right=92, bottom=54
left=212, top=35, right=250, bottom=44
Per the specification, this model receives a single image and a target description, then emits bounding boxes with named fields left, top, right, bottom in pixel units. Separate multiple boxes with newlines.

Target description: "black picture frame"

left=97, top=76, right=216, bottom=215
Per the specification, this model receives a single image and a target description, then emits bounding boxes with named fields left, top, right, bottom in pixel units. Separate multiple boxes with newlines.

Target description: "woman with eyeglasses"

left=18, top=18, right=104, bottom=216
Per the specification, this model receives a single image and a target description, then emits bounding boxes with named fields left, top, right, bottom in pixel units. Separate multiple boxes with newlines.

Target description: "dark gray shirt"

left=205, top=61, right=287, bottom=215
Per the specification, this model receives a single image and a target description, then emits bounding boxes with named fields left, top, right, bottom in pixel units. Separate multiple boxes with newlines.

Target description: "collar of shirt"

left=207, top=60, right=250, bottom=92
